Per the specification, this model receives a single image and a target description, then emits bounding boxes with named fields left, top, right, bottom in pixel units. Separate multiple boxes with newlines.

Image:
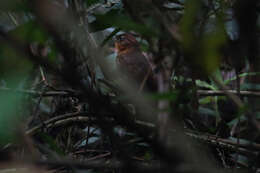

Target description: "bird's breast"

left=117, top=51, right=151, bottom=82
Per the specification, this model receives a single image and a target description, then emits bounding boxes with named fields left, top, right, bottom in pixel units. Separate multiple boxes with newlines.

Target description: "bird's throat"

left=115, top=45, right=139, bottom=56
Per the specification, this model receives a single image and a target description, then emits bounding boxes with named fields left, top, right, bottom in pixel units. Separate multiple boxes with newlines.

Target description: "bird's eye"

left=117, top=35, right=125, bottom=41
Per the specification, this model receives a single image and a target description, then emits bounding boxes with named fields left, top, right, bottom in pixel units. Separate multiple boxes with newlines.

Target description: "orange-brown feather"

left=115, top=33, right=157, bottom=91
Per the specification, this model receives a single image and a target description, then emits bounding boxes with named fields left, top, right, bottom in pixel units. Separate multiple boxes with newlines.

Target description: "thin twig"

left=138, top=68, right=152, bottom=92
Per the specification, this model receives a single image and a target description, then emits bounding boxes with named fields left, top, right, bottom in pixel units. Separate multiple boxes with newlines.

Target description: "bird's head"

left=114, top=33, right=139, bottom=54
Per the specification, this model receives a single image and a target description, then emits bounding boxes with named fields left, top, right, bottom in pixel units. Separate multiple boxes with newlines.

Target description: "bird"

left=114, top=33, right=157, bottom=91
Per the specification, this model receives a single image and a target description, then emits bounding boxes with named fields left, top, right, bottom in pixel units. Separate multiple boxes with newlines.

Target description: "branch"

left=0, top=87, right=76, bottom=97
left=197, top=90, right=260, bottom=97
left=26, top=112, right=92, bottom=135
left=26, top=113, right=260, bottom=157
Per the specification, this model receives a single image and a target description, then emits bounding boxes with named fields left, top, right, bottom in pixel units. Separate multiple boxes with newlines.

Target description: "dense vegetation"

left=0, top=0, right=260, bottom=172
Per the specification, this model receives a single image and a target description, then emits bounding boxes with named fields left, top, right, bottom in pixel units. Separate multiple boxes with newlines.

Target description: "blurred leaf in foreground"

left=85, top=0, right=101, bottom=7
left=0, top=46, right=33, bottom=80
left=0, top=87, right=24, bottom=145
left=0, top=45, right=33, bottom=145
left=90, top=9, right=157, bottom=36
left=0, top=0, right=30, bottom=12
left=148, top=91, right=179, bottom=101
left=180, top=0, right=226, bottom=75
left=8, top=20, right=49, bottom=44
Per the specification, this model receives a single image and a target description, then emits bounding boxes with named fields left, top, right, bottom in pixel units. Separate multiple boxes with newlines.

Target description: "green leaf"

left=0, top=46, right=33, bottom=79
left=201, top=31, right=226, bottom=74
left=229, top=137, right=251, bottom=145
left=198, top=106, right=217, bottom=117
left=85, top=0, right=101, bottom=7
left=227, top=114, right=246, bottom=126
left=180, top=0, right=201, bottom=49
left=8, top=20, right=49, bottom=44
left=196, top=80, right=216, bottom=90
left=255, top=112, right=260, bottom=119
left=212, top=68, right=223, bottom=82
left=230, top=154, right=248, bottom=166
left=38, top=132, right=65, bottom=157
left=241, top=83, right=260, bottom=90
left=0, top=37, right=34, bottom=146
left=148, top=91, right=179, bottom=101
left=143, top=152, right=153, bottom=161
left=0, top=90, right=23, bottom=145
left=100, top=28, right=120, bottom=47
left=0, top=0, right=30, bottom=12
left=180, top=0, right=226, bottom=74
left=199, top=96, right=214, bottom=105
left=90, top=9, right=157, bottom=36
